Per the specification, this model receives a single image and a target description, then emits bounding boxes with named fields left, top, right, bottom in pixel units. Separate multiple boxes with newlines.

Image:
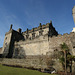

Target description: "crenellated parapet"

left=22, top=21, right=58, bottom=40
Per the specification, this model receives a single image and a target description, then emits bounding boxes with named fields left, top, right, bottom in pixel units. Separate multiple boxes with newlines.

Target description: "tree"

left=60, top=43, right=69, bottom=75
left=67, top=54, right=75, bottom=74
left=60, top=43, right=75, bottom=75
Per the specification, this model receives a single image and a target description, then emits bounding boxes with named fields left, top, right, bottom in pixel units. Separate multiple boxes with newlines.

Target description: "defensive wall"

left=0, top=56, right=63, bottom=72
left=0, top=57, right=75, bottom=73
left=14, top=32, right=75, bottom=57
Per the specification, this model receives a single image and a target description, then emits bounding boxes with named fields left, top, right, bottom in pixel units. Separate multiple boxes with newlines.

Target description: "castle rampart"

left=13, top=31, right=75, bottom=58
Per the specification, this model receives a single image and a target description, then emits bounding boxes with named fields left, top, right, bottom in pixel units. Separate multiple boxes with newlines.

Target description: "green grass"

left=0, top=64, right=58, bottom=75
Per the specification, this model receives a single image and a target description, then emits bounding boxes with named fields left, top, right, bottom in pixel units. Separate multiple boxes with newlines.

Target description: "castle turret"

left=48, top=21, right=58, bottom=37
left=2, top=24, right=13, bottom=58
left=17, top=28, right=22, bottom=33
left=25, top=28, right=29, bottom=39
left=10, top=24, right=13, bottom=30
left=39, top=23, right=43, bottom=35
left=2, top=24, right=24, bottom=58
left=72, top=6, right=75, bottom=23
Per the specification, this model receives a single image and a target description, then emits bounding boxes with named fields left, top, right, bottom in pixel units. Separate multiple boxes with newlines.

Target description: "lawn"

left=0, top=64, right=58, bottom=75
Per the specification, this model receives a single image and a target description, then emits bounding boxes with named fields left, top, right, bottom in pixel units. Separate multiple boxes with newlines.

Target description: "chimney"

left=17, top=28, right=22, bottom=33
left=10, top=24, right=13, bottom=30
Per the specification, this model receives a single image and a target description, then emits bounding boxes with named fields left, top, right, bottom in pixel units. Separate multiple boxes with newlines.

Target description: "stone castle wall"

left=0, top=56, right=63, bottom=71
left=1, top=31, right=12, bottom=54
left=14, top=32, right=75, bottom=57
left=0, top=48, right=2, bottom=54
left=14, top=35, right=49, bottom=56
left=0, top=57, right=74, bottom=73
left=22, top=23, right=49, bottom=40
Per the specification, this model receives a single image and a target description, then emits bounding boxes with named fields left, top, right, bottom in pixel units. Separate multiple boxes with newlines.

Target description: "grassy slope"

left=0, top=64, right=58, bottom=75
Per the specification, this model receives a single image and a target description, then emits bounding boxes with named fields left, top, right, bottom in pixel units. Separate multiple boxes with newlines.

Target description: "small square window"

left=32, top=33, right=35, bottom=38
left=5, top=37, right=7, bottom=40
left=5, top=42, right=7, bottom=46
left=73, top=46, right=75, bottom=48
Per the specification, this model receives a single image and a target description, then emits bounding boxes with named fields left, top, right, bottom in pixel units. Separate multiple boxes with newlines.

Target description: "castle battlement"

left=23, top=22, right=50, bottom=34
left=22, top=21, right=58, bottom=40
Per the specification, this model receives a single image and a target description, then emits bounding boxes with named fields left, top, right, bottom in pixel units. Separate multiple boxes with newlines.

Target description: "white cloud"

left=72, top=27, right=75, bottom=32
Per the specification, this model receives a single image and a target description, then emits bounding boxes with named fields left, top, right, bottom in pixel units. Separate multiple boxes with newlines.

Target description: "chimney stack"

left=17, top=28, right=22, bottom=33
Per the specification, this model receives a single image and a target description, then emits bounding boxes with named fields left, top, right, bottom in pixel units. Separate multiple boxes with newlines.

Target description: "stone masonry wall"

left=1, top=32, right=12, bottom=54
left=14, top=32, right=75, bottom=57
left=0, top=48, right=2, bottom=54
left=14, top=35, right=49, bottom=56
left=0, top=58, right=74, bottom=73
left=0, top=55, right=47, bottom=69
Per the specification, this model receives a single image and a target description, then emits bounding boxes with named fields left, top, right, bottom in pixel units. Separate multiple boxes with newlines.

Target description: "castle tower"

left=2, top=25, right=24, bottom=58
left=2, top=25, right=14, bottom=58
left=72, top=6, right=75, bottom=23
left=48, top=21, right=58, bottom=37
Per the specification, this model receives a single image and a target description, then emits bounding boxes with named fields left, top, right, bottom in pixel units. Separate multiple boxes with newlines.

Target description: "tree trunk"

left=65, top=51, right=67, bottom=75
left=70, top=60, right=72, bottom=75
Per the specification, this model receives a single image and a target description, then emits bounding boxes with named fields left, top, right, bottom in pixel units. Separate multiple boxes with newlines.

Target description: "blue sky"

left=0, top=0, right=75, bottom=47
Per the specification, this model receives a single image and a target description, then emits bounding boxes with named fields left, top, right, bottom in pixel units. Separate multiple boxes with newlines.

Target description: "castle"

left=0, top=20, right=75, bottom=72
left=0, top=6, right=75, bottom=73
left=1, top=20, right=75, bottom=58
left=1, top=21, right=58, bottom=57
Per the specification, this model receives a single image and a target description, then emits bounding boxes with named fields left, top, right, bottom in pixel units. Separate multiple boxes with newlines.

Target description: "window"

left=32, top=33, right=35, bottom=38
left=5, top=42, right=7, bottom=46
left=39, top=31, right=42, bottom=36
left=73, top=46, right=75, bottom=48
left=5, top=37, right=7, bottom=40
left=26, top=34, right=29, bottom=39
